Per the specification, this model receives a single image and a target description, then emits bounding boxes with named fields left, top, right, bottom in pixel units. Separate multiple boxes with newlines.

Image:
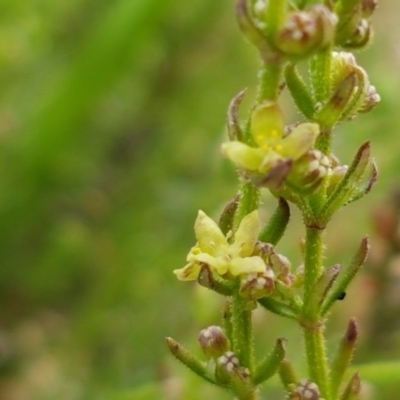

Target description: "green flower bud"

left=358, top=85, right=380, bottom=114
left=198, top=326, right=230, bottom=359
left=274, top=5, right=336, bottom=59
left=287, top=150, right=331, bottom=194
left=239, top=269, right=275, bottom=302
left=288, top=379, right=324, bottom=400
left=216, top=351, right=240, bottom=384
left=215, top=351, right=251, bottom=388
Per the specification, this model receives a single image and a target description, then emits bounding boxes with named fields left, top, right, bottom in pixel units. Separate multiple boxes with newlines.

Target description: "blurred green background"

left=0, top=1, right=399, bottom=399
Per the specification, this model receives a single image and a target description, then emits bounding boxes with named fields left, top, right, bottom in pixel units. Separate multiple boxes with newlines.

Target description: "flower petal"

left=251, top=101, right=285, bottom=147
left=231, top=210, right=260, bottom=257
left=173, top=263, right=201, bottom=281
left=195, top=210, right=228, bottom=254
left=280, top=123, right=319, bottom=160
left=221, top=141, right=265, bottom=171
left=188, top=251, right=230, bottom=276
left=229, top=256, right=266, bottom=276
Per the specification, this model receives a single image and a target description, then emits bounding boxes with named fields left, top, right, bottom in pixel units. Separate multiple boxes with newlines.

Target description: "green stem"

left=315, top=127, right=333, bottom=156
left=257, top=62, right=283, bottom=102
left=302, top=226, right=331, bottom=399
left=309, top=47, right=333, bottom=104
left=303, top=325, right=331, bottom=399
left=234, top=181, right=260, bottom=231
left=303, top=227, right=325, bottom=307
left=231, top=294, right=254, bottom=371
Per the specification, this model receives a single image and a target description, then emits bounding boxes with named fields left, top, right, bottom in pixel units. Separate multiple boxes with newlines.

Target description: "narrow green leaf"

left=284, top=63, right=315, bottom=119
left=331, top=319, right=359, bottom=397
left=258, top=297, right=299, bottom=320
left=198, top=264, right=234, bottom=296
left=253, top=338, right=287, bottom=385
left=259, top=198, right=290, bottom=245
left=315, top=72, right=358, bottom=129
left=335, top=0, right=362, bottom=45
left=219, top=195, right=240, bottom=236
left=305, top=264, right=341, bottom=316
left=339, top=372, right=362, bottom=400
left=321, top=237, right=369, bottom=315
left=322, top=142, right=371, bottom=220
left=340, top=67, right=369, bottom=122
left=344, top=159, right=378, bottom=206
left=165, top=337, right=215, bottom=385
left=227, top=90, right=247, bottom=141
left=236, top=0, right=279, bottom=63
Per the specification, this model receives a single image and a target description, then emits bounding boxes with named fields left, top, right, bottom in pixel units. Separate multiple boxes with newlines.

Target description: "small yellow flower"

left=222, top=101, right=319, bottom=175
left=174, top=210, right=266, bottom=281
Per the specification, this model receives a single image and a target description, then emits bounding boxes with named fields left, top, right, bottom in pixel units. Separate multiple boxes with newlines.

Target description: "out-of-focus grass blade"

left=16, top=0, right=172, bottom=171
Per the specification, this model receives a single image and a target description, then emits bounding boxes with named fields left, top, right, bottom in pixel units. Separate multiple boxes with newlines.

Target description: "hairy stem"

left=309, top=47, right=332, bottom=104
left=257, top=62, right=283, bottom=102
left=302, top=226, right=331, bottom=399
left=232, top=294, right=254, bottom=370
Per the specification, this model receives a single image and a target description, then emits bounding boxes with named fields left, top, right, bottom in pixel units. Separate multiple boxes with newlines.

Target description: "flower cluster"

left=174, top=209, right=293, bottom=304
left=222, top=101, right=327, bottom=192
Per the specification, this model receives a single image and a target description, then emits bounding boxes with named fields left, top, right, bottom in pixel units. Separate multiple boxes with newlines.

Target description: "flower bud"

left=358, top=85, right=380, bottom=114
left=216, top=351, right=240, bottom=384
left=198, top=326, right=230, bottom=359
left=330, top=51, right=379, bottom=120
left=239, top=269, right=275, bottom=303
left=287, top=150, right=331, bottom=194
left=215, top=351, right=251, bottom=389
left=288, top=379, right=322, bottom=400
left=274, top=5, right=336, bottom=59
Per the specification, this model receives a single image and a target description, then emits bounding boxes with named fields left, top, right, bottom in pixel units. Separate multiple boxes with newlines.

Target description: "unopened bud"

left=287, top=150, right=331, bottom=194
left=274, top=5, right=336, bottom=58
left=198, top=326, right=230, bottom=359
left=270, top=252, right=292, bottom=277
left=359, top=85, right=380, bottom=113
left=215, top=350, right=251, bottom=386
left=239, top=269, right=275, bottom=301
left=288, top=379, right=322, bottom=400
